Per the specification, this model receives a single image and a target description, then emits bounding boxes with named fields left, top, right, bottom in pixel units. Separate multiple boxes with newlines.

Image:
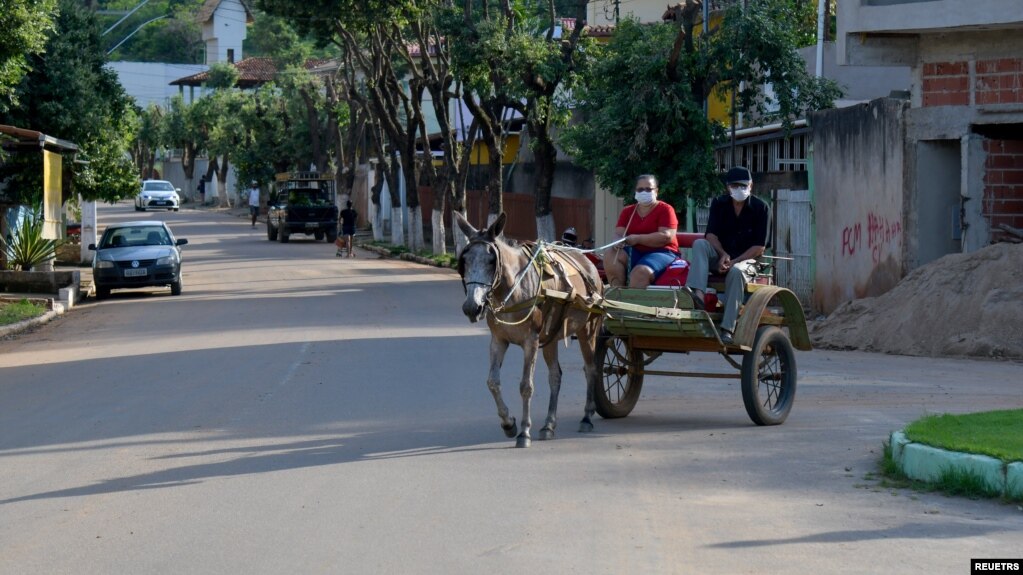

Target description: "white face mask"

left=634, top=191, right=656, bottom=205
left=729, top=184, right=751, bottom=202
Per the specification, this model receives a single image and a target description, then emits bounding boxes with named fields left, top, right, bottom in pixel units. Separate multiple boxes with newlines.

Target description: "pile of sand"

left=810, top=242, right=1023, bottom=359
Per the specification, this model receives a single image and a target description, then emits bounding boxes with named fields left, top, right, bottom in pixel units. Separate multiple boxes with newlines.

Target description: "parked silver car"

left=135, top=180, right=180, bottom=211
left=89, top=221, right=187, bottom=299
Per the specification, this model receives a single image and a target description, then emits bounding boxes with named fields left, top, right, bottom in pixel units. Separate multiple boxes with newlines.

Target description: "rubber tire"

left=593, top=330, right=644, bottom=418
left=95, top=286, right=110, bottom=300
left=277, top=226, right=289, bottom=243
left=170, top=278, right=182, bottom=296
left=325, top=229, right=337, bottom=243
left=741, top=326, right=797, bottom=426
left=267, top=223, right=276, bottom=241
left=173, top=208, right=179, bottom=212
left=314, top=231, right=325, bottom=241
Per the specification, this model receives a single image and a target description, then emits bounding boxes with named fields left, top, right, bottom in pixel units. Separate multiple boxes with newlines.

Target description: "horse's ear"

left=454, top=210, right=477, bottom=238
left=487, top=212, right=507, bottom=240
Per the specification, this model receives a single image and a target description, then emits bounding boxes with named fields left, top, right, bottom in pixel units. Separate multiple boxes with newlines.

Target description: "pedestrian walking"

left=247, top=181, right=260, bottom=228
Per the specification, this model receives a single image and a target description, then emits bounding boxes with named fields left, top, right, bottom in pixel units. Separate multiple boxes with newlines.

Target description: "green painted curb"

left=890, top=430, right=1020, bottom=498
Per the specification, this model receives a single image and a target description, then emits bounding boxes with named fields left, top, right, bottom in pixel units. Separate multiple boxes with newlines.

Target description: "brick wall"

left=983, top=139, right=1023, bottom=235
left=922, top=58, right=1023, bottom=107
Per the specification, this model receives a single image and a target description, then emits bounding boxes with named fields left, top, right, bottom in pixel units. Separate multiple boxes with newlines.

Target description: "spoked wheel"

left=594, top=330, right=644, bottom=418
left=741, top=326, right=797, bottom=425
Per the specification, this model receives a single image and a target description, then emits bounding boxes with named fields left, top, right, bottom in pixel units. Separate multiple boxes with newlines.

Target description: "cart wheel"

left=594, top=331, right=644, bottom=419
left=741, top=326, right=797, bottom=425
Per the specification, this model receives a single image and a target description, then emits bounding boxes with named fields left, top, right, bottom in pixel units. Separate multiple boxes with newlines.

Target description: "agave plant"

left=1, top=210, right=64, bottom=271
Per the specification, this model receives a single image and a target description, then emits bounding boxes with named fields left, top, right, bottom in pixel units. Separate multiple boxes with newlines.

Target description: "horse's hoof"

left=578, top=419, right=594, bottom=433
left=502, top=418, right=517, bottom=438
left=539, top=428, right=555, bottom=441
left=515, top=435, right=531, bottom=448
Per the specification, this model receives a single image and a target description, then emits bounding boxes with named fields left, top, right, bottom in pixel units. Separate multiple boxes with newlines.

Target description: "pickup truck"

left=266, top=172, right=339, bottom=244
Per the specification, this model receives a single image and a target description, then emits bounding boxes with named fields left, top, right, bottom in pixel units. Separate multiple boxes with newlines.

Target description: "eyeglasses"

left=635, top=187, right=656, bottom=192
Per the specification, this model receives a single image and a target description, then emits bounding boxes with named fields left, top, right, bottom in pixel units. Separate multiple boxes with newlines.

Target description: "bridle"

left=458, top=236, right=544, bottom=325
left=458, top=237, right=504, bottom=296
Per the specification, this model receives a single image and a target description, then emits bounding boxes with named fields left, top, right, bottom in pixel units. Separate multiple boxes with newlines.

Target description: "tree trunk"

left=531, top=127, right=557, bottom=241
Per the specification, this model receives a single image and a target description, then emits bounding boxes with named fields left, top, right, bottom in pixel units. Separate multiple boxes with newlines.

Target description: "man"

left=247, top=181, right=260, bottom=228
left=338, top=200, right=358, bottom=258
left=685, top=166, right=770, bottom=345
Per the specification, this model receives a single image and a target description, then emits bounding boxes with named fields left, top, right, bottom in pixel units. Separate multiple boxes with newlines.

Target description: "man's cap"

left=251, top=180, right=258, bottom=185
left=725, top=166, right=752, bottom=184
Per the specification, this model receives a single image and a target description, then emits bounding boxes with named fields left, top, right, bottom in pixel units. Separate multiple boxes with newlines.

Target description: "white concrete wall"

left=811, top=98, right=908, bottom=314
left=201, top=0, right=248, bottom=64
left=107, top=62, right=210, bottom=108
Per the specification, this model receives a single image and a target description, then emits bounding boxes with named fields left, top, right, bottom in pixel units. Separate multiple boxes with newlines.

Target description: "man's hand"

left=716, top=254, right=732, bottom=274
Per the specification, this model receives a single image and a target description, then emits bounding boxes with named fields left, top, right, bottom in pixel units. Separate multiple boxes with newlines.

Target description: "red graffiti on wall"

left=841, top=212, right=902, bottom=264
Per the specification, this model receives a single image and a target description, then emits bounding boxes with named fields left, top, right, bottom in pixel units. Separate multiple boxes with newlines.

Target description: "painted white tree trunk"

left=408, top=208, right=424, bottom=252
left=390, top=206, right=405, bottom=246
left=431, top=209, right=446, bottom=255
left=372, top=201, right=384, bottom=242
left=536, top=213, right=556, bottom=242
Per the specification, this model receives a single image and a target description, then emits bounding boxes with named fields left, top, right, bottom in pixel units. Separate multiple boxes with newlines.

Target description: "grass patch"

left=0, top=299, right=47, bottom=326
left=934, top=466, right=1002, bottom=499
left=904, top=410, right=1023, bottom=463
left=364, top=241, right=458, bottom=268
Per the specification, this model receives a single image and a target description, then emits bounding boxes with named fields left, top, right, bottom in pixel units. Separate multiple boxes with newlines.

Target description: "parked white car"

left=135, top=180, right=180, bottom=212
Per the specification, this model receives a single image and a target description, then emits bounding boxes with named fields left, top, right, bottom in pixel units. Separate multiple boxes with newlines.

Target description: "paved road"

left=1, top=204, right=1021, bottom=574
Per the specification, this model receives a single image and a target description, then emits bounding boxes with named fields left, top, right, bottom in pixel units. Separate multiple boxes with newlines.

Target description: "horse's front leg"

left=577, top=317, right=600, bottom=433
left=515, top=332, right=540, bottom=448
left=486, top=337, right=517, bottom=438
left=538, top=342, right=561, bottom=441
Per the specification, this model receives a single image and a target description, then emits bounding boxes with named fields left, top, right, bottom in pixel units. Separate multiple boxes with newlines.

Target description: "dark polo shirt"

left=705, top=194, right=770, bottom=259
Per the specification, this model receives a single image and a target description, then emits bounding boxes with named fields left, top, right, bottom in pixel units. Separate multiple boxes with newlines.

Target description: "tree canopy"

left=561, top=5, right=841, bottom=207
left=0, top=0, right=57, bottom=112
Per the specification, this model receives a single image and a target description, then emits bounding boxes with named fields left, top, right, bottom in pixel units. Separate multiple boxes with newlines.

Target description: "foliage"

left=0, top=298, right=47, bottom=326
left=0, top=209, right=64, bottom=270
left=560, top=19, right=721, bottom=206
left=0, top=0, right=140, bottom=204
left=100, top=0, right=206, bottom=63
left=562, top=4, right=841, bottom=206
left=0, top=0, right=57, bottom=112
left=205, top=62, right=240, bottom=89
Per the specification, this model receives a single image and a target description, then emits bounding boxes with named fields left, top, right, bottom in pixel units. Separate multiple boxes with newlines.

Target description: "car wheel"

left=173, top=208, right=179, bottom=212
left=267, top=223, right=276, bottom=241
left=326, top=229, right=337, bottom=243
left=95, top=286, right=110, bottom=300
left=278, top=226, right=289, bottom=243
left=314, top=231, right=325, bottom=241
left=170, top=278, right=182, bottom=296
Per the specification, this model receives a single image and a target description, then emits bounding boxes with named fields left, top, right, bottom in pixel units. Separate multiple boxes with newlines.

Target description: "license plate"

left=305, top=223, right=318, bottom=229
left=124, top=268, right=148, bottom=277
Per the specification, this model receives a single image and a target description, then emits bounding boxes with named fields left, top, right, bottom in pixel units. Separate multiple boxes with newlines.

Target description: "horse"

left=455, top=212, right=605, bottom=448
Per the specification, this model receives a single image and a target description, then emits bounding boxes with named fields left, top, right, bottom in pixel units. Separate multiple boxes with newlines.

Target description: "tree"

left=134, top=103, right=164, bottom=179
left=562, top=3, right=841, bottom=207
left=1, top=0, right=139, bottom=204
left=0, top=0, right=56, bottom=113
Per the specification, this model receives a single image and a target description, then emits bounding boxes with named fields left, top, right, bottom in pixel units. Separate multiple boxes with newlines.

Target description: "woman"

left=603, top=174, right=680, bottom=288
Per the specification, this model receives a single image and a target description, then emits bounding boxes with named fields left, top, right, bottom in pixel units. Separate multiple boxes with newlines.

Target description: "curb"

left=0, top=309, right=62, bottom=339
left=890, top=430, right=1023, bottom=499
left=357, top=243, right=457, bottom=269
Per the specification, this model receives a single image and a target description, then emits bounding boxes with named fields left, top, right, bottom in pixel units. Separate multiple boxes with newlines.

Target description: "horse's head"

left=455, top=212, right=507, bottom=323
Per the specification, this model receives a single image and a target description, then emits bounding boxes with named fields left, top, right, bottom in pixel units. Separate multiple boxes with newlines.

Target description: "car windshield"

left=101, top=226, right=171, bottom=248
left=284, top=189, right=331, bottom=206
left=144, top=182, right=175, bottom=192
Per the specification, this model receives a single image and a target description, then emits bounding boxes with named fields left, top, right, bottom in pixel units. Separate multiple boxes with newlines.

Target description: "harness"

left=458, top=238, right=602, bottom=346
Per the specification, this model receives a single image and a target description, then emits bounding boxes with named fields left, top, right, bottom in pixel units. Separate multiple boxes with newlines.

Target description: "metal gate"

left=772, top=188, right=813, bottom=304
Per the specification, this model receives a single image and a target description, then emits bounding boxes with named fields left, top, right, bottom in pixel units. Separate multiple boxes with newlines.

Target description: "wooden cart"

left=588, top=280, right=812, bottom=426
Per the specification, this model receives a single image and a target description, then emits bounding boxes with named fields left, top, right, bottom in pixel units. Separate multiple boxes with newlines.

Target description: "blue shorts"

left=628, top=248, right=679, bottom=279
left=341, top=225, right=355, bottom=236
